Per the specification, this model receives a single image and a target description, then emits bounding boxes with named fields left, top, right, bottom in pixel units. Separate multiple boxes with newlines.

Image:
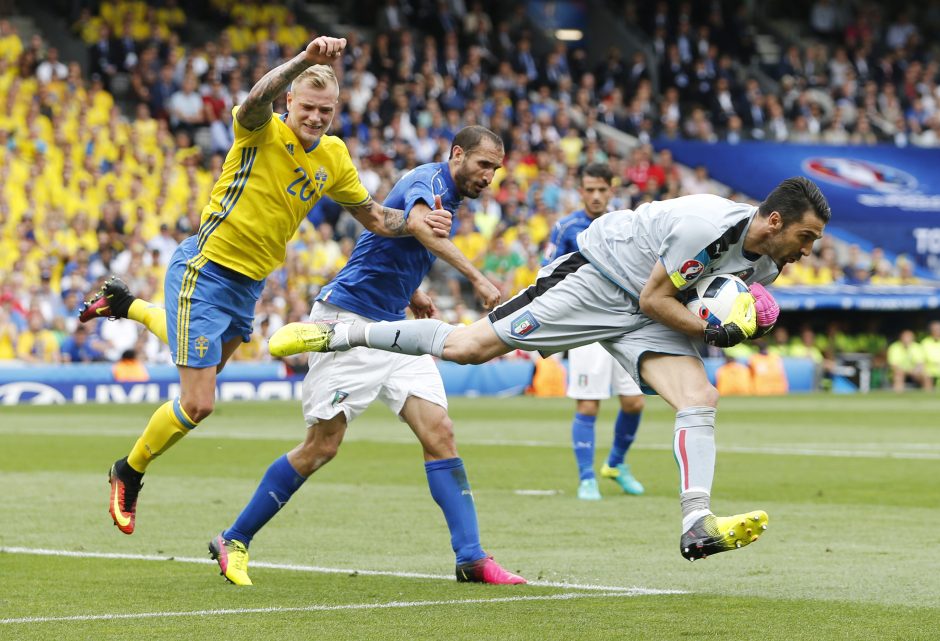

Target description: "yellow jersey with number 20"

left=197, top=107, right=372, bottom=280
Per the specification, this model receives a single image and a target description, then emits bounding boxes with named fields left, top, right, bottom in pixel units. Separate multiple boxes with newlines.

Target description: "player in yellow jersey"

left=79, top=35, right=452, bottom=535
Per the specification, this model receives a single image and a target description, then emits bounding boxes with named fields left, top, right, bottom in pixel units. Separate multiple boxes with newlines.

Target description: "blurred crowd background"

left=1, top=0, right=939, bottom=391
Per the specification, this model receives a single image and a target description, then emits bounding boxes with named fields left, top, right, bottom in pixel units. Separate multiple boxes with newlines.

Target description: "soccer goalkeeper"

left=271, top=177, right=831, bottom=561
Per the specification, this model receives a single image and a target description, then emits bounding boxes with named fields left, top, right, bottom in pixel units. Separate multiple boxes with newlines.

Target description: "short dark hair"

left=580, top=163, right=613, bottom=185
left=759, top=177, right=831, bottom=225
left=451, top=126, right=503, bottom=158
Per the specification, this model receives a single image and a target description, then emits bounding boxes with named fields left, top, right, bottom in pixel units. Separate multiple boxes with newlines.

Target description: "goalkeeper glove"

left=749, top=282, right=779, bottom=338
left=703, top=292, right=757, bottom=348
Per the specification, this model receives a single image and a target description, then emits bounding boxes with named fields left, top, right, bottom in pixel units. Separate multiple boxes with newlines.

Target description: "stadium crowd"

left=0, top=0, right=937, bottom=391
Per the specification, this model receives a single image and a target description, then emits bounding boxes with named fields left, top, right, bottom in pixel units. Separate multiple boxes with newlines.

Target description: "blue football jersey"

left=317, top=162, right=461, bottom=321
left=542, top=209, right=593, bottom=266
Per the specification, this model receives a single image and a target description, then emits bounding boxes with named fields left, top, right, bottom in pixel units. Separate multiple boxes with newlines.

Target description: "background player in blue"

left=543, top=164, right=646, bottom=501
left=209, top=126, right=526, bottom=586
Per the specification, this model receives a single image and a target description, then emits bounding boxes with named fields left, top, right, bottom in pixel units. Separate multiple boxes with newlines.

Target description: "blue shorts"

left=165, top=236, right=265, bottom=368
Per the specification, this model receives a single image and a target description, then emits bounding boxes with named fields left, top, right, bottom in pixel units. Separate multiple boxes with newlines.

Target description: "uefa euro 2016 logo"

left=803, top=157, right=918, bottom=193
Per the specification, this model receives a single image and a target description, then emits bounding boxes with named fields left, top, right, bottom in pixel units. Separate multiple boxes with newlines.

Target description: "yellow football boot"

left=680, top=510, right=768, bottom=561
left=268, top=321, right=335, bottom=358
left=209, top=534, right=253, bottom=586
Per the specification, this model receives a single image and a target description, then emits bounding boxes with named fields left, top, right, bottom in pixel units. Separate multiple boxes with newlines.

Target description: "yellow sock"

left=127, top=398, right=199, bottom=473
left=128, top=299, right=168, bottom=344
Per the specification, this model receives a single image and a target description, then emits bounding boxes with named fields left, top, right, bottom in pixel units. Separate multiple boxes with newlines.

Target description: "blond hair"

left=290, top=64, right=338, bottom=93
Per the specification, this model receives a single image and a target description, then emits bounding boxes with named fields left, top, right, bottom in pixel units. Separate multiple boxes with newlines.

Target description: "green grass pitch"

left=1, top=393, right=939, bottom=640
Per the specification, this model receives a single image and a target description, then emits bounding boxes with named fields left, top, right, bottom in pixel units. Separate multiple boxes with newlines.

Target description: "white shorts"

left=567, top=342, right=642, bottom=399
left=301, top=302, right=448, bottom=425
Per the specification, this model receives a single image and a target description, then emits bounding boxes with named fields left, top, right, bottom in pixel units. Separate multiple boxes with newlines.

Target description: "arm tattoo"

left=383, top=207, right=407, bottom=236
left=237, top=53, right=311, bottom=130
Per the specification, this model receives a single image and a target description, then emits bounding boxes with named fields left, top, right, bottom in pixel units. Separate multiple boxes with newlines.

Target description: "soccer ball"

left=684, top=274, right=751, bottom=325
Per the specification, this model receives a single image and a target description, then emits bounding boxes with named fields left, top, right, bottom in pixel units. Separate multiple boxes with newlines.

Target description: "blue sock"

left=607, top=411, right=641, bottom=468
left=572, top=413, right=596, bottom=481
left=224, top=455, right=307, bottom=546
left=425, top=458, right=485, bottom=565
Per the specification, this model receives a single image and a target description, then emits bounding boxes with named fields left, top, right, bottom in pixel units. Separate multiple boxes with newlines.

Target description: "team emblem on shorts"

left=510, top=311, right=540, bottom=338
left=194, top=336, right=209, bottom=358
left=679, top=259, right=704, bottom=281
left=331, top=390, right=349, bottom=406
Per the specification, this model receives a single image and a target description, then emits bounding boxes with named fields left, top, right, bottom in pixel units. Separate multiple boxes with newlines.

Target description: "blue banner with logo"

left=658, top=141, right=940, bottom=275
left=0, top=361, right=537, bottom=405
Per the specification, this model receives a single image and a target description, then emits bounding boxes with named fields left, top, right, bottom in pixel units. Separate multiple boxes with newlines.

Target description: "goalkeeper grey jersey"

left=576, top=194, right=780, bottom=297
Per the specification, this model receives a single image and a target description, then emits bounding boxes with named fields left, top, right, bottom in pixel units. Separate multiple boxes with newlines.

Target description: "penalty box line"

left=0, top=546, right=687, bottom=597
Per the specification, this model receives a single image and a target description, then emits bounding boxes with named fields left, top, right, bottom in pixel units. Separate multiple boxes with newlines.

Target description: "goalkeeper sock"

left=128, top=299, right=168, bottom=344
left=571, top=413, right=596, bottom=480
left=673, top=406, right=716, bottom=526
left=607, top=410, right=641, bottom=467
left=352, top=319, right=455, bottom=357
left=224, top=455, right=307, bottom=546
left=127, top=397, right=198, bottom=473
left=425, top=458, right=485, bottom=565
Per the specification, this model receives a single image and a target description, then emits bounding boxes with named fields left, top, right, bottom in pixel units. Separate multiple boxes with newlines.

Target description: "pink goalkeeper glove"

left=749, top=282, right=779, bottom=328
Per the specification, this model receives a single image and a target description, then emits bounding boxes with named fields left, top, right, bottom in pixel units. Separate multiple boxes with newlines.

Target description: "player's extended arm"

left=345, top=200, right=452, bottom=238
left=236, top=35, right=347, bottom=131
left=410, top=196, right=501, bottom=309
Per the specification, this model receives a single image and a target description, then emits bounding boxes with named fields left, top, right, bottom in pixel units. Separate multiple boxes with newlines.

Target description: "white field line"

left=3, top=425, right=940, bottom=459
left=0, top=591, right=669, bottom=625
left=0, top=547, right=684, bottom=597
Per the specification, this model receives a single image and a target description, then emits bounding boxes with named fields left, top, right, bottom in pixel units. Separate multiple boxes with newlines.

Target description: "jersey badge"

left=679, top=259, right=704, bottom=280
left=314, top=166, right=329, bottom=193
left=510, top=311, right=540, bottom=338
left=285, top=142, right=295, bottom=155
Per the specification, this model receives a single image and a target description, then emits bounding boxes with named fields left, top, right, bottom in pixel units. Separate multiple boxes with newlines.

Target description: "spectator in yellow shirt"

left=511, top=252, right=540, bottom=296
left=887, top=329, right=931, bottom=392
left=922, top=320, right=940, bottom=383
left=16, top=309, right=60, bottom=363
left=0, top=19, right=23, bottom=64
left=453, top=217, right=488, bottom=267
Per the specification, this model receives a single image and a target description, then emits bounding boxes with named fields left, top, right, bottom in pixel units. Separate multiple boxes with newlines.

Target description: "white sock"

left=362, top=319, right=455, bottom=357
left=674, top=406, right=717, bottom=525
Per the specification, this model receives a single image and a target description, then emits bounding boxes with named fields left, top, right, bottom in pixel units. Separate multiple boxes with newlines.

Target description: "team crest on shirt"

left=285, top=142, right=295, bottom=155
left=331, top=390, right=349, bottom=406
left=194, top=336, right=209, bottom=358
left=510, top=311, right=540, bottom=338
left=314, top=166, right=329, bottom=193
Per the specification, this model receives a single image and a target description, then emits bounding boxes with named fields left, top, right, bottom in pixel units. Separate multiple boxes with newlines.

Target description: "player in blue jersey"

left=78, top=36, right=452, bottom=536
left=543, top=164, right=645, bottom=501
left=208, top=126, right=526, bottom=586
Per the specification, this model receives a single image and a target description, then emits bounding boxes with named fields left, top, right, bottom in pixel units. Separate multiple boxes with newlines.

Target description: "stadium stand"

left=0, top=0, right=937, bottom=393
